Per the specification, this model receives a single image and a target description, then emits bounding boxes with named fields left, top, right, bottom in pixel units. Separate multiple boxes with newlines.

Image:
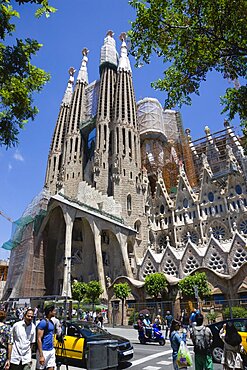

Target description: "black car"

left=54, top=320, right=134, bottom=368
left=207, top=318, right=247, bottom=364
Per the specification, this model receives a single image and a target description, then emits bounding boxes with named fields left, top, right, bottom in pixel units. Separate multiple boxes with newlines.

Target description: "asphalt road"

left=31, top=326, right=222, bottom=370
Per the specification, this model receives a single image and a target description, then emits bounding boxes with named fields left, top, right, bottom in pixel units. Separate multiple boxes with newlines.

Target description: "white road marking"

left=143, top=367, right=161, bottom=370
left=157, top=360, right=172, bottom=365
left=130, top=349, right=172, bottom=367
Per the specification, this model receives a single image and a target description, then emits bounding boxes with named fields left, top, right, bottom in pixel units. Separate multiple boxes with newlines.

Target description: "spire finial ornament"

left=62, top=66, right=75, bottom=105
left=118, top=31, right=131, bottom=72
left=77, top=48, right=89, bottom=83
left=119, top=32, right=127, bottom=42
left=107, top=30, right=114, bottom=37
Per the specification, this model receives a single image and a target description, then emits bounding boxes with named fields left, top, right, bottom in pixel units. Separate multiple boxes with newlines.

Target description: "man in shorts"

left=8, top=308, right=36, bottom=370
left=36, top=305, right=56, bottom=370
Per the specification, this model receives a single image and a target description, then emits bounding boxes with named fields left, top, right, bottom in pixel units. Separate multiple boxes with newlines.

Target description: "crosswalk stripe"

left=157, top=360, right=172, bottom=365
left=130, top=349, right=172, bottom=367
left=143, top=367, right=161, bottom=370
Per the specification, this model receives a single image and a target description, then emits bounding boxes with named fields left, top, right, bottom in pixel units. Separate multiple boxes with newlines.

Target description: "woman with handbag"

left=219, top=322, right=244, bottom=370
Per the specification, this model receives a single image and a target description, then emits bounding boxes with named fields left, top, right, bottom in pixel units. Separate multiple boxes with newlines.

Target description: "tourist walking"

left=170, top=320, right=187, bottom=370
left=165, top=310, right=173, bottom=339
left=219, top=322, right=243, bottom=370
left=0, top=312, right=11, bottom=370
left=190, top=313, right=213, bottom=370
left=7, top=308, right=36, bottom=370
left=36, top=305, right=56, bottom=370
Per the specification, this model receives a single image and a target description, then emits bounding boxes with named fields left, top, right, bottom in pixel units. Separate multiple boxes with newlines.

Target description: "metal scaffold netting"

left=1, top=210, right=47, bottom=250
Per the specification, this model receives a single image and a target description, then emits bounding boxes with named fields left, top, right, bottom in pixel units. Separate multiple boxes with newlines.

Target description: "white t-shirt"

left=10, top=320, right=36, bottom=364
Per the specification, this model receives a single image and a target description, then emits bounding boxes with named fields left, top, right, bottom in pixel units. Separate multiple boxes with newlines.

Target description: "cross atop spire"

left=62, top=67, right=75, bottom=106
left=77, top=48, right=89, bottom=83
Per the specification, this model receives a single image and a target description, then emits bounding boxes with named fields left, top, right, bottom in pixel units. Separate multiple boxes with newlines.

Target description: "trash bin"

left=107, top=340, right=118, bottom=369
left=87, top=340, right=118, bottom=370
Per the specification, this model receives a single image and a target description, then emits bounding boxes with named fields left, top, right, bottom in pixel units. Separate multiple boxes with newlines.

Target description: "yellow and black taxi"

left=208, top=318, right=247, bottom=364
left=54, top=320, right=134, bottom=368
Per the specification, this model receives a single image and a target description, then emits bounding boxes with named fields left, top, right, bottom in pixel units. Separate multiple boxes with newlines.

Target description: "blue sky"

left=0, top=0, right=242, bottom=259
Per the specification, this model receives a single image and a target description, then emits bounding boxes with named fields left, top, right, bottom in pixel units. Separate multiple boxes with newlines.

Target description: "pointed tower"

left=93, top=31, right=118, bottom=194
left=111, top=33, right=143, bottom=225
left=62, top=49, right=89, bottom=197
left=45, top=67, right=75, bottom=194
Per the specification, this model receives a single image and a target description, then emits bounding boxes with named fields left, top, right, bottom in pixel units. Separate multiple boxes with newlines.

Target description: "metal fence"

left=126, top=297, right=247, bottom=326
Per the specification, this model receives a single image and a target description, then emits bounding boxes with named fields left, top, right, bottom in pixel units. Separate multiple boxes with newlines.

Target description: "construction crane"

left=0, top=210, right=12, bottom=223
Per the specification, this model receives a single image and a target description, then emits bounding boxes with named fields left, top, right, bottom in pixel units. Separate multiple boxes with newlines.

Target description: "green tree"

left=129, top=0, right=247, bottom=127
left=71, top=281, right=87, bottom=304
left=145, top=272, right=168, bottom=301
left=113, top=282, right=131, bottom=326
left=0, top=0, right=56, bottom=147
left=178, top=272, right=211, bottom=299
left=85, top=281, right=103, bottom=312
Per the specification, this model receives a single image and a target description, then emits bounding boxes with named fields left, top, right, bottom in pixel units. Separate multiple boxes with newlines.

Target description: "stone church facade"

left=3, top=31, right=247, bottom=301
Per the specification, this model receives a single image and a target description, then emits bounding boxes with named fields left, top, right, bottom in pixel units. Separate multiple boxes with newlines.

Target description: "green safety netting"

left=2, top=210, right=47, bottom=251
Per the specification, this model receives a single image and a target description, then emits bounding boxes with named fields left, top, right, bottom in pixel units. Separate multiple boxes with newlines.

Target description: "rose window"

left=211, top=225, right=226, bottom=239
left=182, top=231, right=199, bottom=244
left=240, top=220, right=247, bottom=235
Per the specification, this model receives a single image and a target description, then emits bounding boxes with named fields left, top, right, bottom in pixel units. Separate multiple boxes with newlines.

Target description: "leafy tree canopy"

left=145, top=272, right=168, bottom=299
left=178, top=272, right=211, bottom=299
left=129, top=0, right=247, bottom=127
left=0, top=0, right=56, bottom=147
left=113, top=282, right=131, bottom=301
left=85, top=281, right=103, bottom=304
left=71, top=281, right=87, bottom=303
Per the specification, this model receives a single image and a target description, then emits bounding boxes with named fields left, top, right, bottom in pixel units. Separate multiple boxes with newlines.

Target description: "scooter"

left=137, top=323, right=166, bottom=345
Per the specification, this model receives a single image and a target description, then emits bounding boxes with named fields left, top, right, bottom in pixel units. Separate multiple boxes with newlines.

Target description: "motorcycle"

left=135, top=323, right=166, bottom=345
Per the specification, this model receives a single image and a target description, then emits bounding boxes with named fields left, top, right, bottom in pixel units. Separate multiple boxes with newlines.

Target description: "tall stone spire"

left=110, top=32, right=144, bottom=226
left=93, top=31, right=118, bottom=194
left=62, top=49, right=89, bottom=197
left=45, top=67, right=75, bottom=194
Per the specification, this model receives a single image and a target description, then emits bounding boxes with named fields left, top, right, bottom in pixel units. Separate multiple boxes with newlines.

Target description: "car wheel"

left=159, top=338, right=165, bottom=346
left=212, top=346, right=223, bottom=363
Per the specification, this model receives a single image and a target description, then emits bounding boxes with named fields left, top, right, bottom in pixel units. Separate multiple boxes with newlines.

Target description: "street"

left=30, top=326, right=222, bottom=370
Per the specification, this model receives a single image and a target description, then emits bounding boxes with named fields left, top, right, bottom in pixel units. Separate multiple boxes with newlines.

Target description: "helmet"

left=139, top=313, right=144, bottom=319
left=145, top=313, right=149, bottom=317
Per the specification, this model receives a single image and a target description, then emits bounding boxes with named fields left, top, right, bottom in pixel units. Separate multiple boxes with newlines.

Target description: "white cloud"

left=8, top=163, right=12, bottom=171
left=13, top=151, right=24, bottom=162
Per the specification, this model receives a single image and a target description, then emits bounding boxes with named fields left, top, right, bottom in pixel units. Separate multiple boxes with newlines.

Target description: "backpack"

left=34, top=319, right=53, bottom=353
left=192, top=326, right=210, bottom=354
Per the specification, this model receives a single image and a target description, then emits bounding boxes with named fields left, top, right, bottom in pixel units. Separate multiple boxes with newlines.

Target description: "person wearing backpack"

left=190, top=313, right=213, bottom=370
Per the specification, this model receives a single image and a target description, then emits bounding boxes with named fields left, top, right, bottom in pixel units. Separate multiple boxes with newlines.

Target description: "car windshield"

left=76, top=322, right=107, bottom=338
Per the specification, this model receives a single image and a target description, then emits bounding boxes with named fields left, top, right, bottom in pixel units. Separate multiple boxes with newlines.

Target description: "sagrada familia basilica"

left=3, top=31, right=247, bottom=302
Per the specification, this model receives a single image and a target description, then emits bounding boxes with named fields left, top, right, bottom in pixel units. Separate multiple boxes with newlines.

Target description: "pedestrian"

left=181, top=309, right=190, bottom=343
left=7, top=308, right=36, bottom=370
left=190, top=313, right=213, bottom=370
left=165, top=311, right=173, bottom=339
left=219, top=322, right=243, bottom=370
left=0, top=312, right=11, bottom=370
left=36, top=305, right=56, bottom=370
left=170, top=320, right=187, bottom=370
left=136, top=313, right=145, bottom=342
left=189, top=308, right=197, bottom=327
